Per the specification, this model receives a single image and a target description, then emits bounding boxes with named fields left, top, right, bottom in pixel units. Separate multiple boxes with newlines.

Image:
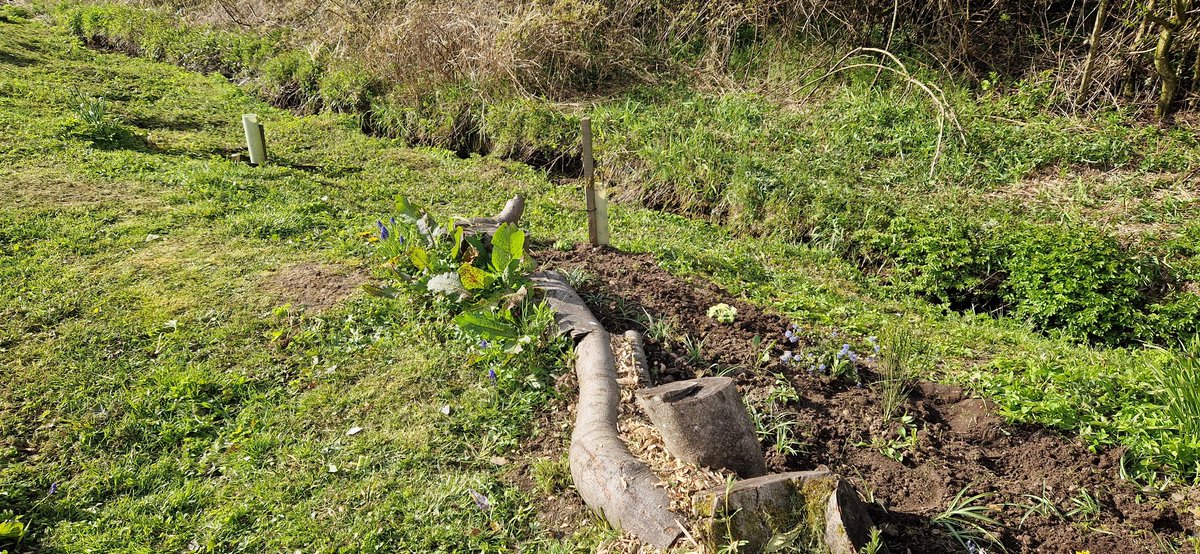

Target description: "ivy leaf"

left=491, top=223, right=525, bottom=273
left=459, top=263, right=496, bottom=291
left=454, top=310, right=519, bottom=340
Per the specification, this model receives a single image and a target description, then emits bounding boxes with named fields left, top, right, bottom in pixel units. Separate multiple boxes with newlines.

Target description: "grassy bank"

left=1, top=5, right=1198, bottom=552
left=56, top=1, right=1200, bottom=348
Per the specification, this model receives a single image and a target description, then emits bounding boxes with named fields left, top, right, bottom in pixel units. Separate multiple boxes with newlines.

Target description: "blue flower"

left=818, top=364, right=827, bottom=372
left=479, top=339, right=490, bottom=349
left=377, top=220, right=390, bottom=240
left=784, top=330, right=793, bottom=339
left=840, top=343, right=851, bottom=354
left=487, top=368, right=497, bottom=383
left=780, top=351, right=793, bottom=363
left=849, top=352, right=858, bottom=363
left=48, top=482, right=58, bottom=495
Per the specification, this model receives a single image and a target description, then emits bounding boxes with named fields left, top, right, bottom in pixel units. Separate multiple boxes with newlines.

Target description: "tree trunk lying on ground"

left=635, top=377, right=767, bottom=478
left=531, top=271, right=685, bottom=548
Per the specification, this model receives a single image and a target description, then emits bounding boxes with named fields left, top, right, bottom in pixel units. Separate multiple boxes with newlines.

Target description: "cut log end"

left=636, top=377, right=767, bottom=478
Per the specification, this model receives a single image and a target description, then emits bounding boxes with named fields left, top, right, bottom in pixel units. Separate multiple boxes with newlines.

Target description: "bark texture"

left=531, top=271, right=684, bottom=547
left=635, top=377, right=767, bottom=478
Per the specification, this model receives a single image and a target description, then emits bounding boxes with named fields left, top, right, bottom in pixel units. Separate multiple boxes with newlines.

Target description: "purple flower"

left=780, top=351, right=793, bottom=363
left=849, top=352, right=858, bottom=363
left=818, top=364, right=827, bottom=372
left=487, top=368, right=497, bottom=383
left=874, top=344, right=881, bottom=354
left=840, top=343, right=851, bottom=354
left=855, top=381, right=863, bottom=388
left=376, top=220, right=390, bottom=240
left=784, top=330, right=793, bottom=339
left=479, top=339, right=490, bottom=349
left=48, top=482, right=58, bottom=495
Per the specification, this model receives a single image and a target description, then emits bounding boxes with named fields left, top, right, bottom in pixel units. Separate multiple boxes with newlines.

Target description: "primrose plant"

left=707, top=303, right=737, bottom=324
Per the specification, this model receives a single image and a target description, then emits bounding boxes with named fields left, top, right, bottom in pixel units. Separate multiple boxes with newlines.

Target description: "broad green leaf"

left=409, top=246, right=430, bottom=271
left=394, top=194, right=421, bottom=221
left=451, top=225, right=464, bottom=261
left=491, top=223, right=525, bottom=273
left=454, top=310, right=519, bottom=340
left=0, top=519, right=24, bottom=540
left=458, top=263, right=495, bottom=290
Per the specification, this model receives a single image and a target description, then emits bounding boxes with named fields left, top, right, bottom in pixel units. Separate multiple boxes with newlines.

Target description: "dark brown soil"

left=260, top=262, right=368, bottom=311
left=528, top=244, right=1190, bottom=553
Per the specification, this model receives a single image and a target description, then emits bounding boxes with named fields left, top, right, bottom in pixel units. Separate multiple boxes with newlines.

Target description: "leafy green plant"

left=1002, top=224, right=1149, bottom=343
left=366, top=195, right=534, bottom=346
left=707, top=303, right=737, bottom=324
left=748, top=404, right=805, bottom=458
left=750, top=335, right=777, bottom=368
left=1016, top=485, right=1066, bottom=526
left=530, top=455, right=571, bottom=495
left=856, top=414, right=919, bottom=463
left=643, top=312, right=677, bottom=344
left=0, top=510, right=25, bottom=547
left=66, top=92, right=125, bottom=145
left=681, top=333, right=706, bottom=365
left=1150, top=337, right=1200, bottom=471
left=859, top=527, right=885, bottom=554
left=1066, top=488, right=1101, bottom=523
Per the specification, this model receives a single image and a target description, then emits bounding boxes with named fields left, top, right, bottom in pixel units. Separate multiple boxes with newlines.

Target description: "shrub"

left=319, top=66, right=378, bottom=114
left=882, top=212, right=1004, bottom=309
left=260, top=50, right=324, bottom=112
left=1002, top=225, right=1150, bottom=343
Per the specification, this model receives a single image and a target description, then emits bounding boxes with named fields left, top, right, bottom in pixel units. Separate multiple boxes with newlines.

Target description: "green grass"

left=2, top=7, right=1200, bottom=552
left=54, top=0, right=1200, bottom=346
left=0, top=14, right=606, bottom=552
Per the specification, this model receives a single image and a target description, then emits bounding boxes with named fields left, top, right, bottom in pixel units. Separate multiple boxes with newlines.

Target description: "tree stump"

left=699, top=470, right=879, bottom=554
left=635, top=377, right=767, bottom=478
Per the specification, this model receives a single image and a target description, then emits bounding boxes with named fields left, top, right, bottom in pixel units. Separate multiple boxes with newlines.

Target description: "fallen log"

left=532, top=271, right=685, bottom=548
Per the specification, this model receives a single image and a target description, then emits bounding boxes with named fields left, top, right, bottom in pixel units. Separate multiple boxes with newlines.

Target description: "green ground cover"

left=55, top=1, right=1200, bottom=347
left=1, top=5, right=1197, bottom=552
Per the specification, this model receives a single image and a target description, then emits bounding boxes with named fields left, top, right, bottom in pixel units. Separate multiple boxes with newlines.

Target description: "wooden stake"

left=582, top=117, right=599, bottom=245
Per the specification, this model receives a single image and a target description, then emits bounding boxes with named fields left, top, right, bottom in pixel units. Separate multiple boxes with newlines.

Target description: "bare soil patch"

left=525, top=244, right=1191, bottom=553
left=261, top=262, right=368, bottom=311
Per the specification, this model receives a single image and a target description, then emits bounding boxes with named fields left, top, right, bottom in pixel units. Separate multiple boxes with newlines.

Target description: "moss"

left=703, top=473, right=837, bottom=553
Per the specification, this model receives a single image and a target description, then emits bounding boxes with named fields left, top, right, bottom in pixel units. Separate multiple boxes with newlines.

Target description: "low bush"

left=1002, top=224, right=1151, bottom=344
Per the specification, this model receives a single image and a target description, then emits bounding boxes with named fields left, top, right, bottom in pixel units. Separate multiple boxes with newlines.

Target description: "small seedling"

left=875, top=328, right=915, bottom=422
left=643, top=311, right=677, bottom=344
left=931, top=485, right=1002, bottom=550
left=860, top=527, right=885, bottom=554
left=707, top=303, right=737, bottom=324
left=681, top=333, right=706, bottom=364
